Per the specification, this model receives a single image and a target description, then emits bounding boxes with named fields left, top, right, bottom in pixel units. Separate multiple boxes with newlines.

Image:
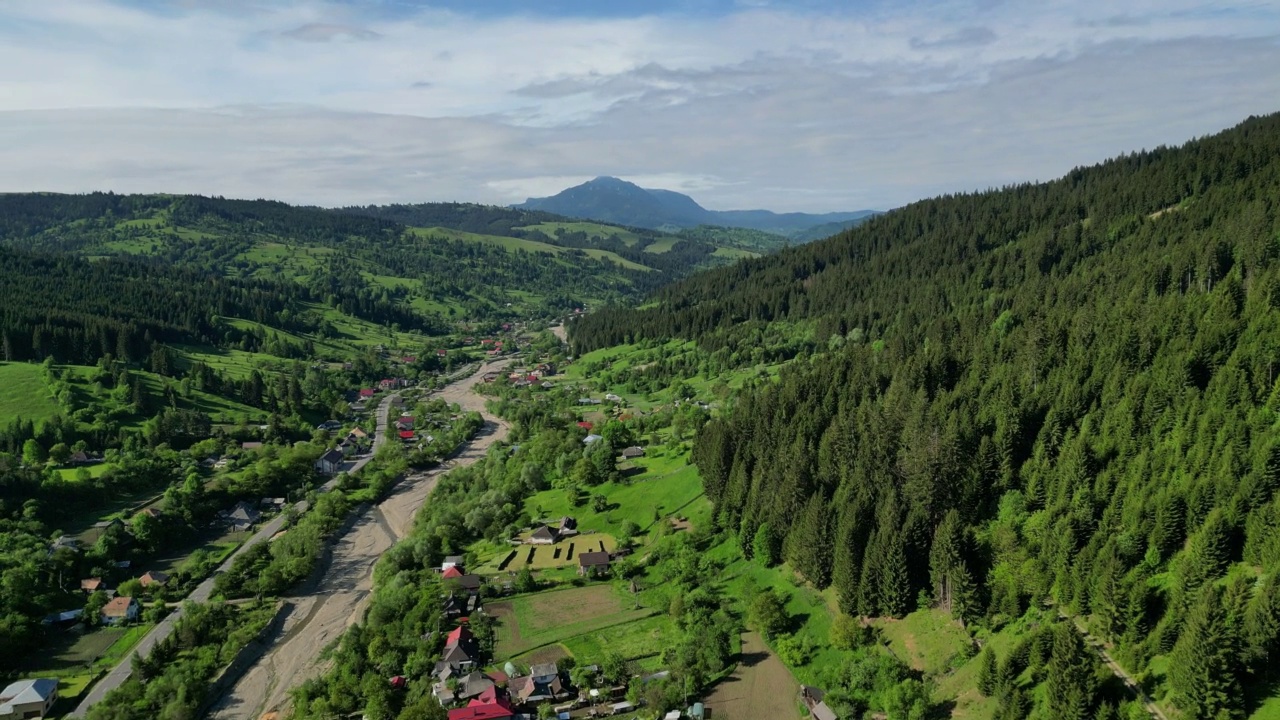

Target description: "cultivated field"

left=489, top=584, right=654, bottom=658
left=703, top=632, right=802, bottom=720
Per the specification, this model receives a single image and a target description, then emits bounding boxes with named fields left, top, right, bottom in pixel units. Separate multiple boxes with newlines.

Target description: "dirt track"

left=207, top=359, right=513, bottom=720
left=704, top=632, right=801, bottom=720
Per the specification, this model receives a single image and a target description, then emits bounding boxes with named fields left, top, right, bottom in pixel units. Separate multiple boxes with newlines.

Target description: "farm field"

left=702, top=632, right=802, bottom=720
left=21, top=623, right=154, bottom=714
left=0, top=362, right=60, bottom=425
left=474, top=532, right=616, bottom=574
left=489, top=584, right=655, bottom=659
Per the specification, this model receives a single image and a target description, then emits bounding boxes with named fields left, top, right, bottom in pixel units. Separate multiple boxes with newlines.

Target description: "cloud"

left=281, top=23, right=383, bottom=42
left=0, top=0, right=1276, bottom=211
left=910, top=26, right=998, bottom=50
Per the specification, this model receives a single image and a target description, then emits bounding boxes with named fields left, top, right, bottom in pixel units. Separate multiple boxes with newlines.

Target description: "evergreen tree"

left=1043, top=623, right=1096, bottom=720
left=752, top=522, right=779, bottom=567
left=976, top=646, right=999, bottom=697
left=1169, top=586, right=1242, bottom=719
left=929, top=509, right=976, bottom=621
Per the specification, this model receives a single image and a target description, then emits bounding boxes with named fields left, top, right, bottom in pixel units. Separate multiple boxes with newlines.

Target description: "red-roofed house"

left=401, top=356, right=417, bottom=364
left=359, top=388, right=376, bottom=399
left=445, top=626, right=472, bottom=646
left=399, top=430, right=415, bottom=441
left=437, top=349, right=448, bottom=357
left=442, top=566, right=464, bottom=579
left=396, top=416, right=415, bottom=429
left=448, top=697, right=514, bottom=720
left=577, top=421, right=593, bottom=430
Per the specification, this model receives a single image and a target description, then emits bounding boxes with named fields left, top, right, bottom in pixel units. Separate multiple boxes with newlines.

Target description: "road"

left=70, top=372, right=462, bottom=719
left=1064, top=614, right=1168, bottom=720
left=205, top=359, right=512, bottom=720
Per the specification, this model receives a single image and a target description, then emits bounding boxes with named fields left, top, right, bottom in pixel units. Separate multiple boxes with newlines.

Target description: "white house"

left=0, top=678, right=58, bottom=719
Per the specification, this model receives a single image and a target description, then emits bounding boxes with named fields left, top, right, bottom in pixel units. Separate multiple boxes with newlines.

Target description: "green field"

left=517, top=221, right=649, bottom=247
left=519, top=454, right=705, bottom=542
left=490, top=584, right=656, bottom=658
left=0, top=362, right=61, bottom=425
left=412, top=226, right=651, bottom=272
left=643, top=237, right=679, bottom=253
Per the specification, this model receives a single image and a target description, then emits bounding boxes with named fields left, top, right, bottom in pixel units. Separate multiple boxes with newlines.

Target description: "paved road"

left=70, top=389, right=405, bottom=719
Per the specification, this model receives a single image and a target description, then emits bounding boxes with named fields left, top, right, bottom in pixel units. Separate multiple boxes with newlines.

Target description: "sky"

left=1, top=1, right=1278, bottom=212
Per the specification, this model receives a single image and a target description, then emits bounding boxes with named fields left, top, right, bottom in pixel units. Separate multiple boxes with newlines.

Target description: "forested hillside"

left=573, top=113, right=1280, bottom=718
left=0, top=193, right=681, bottom=324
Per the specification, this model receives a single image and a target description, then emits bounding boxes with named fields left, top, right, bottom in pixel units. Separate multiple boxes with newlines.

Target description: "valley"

left=0, top=110, right=1279, bottom=720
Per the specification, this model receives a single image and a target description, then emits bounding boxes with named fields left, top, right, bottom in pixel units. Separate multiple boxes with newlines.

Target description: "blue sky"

left=0, top=0, right=1278, bottom=211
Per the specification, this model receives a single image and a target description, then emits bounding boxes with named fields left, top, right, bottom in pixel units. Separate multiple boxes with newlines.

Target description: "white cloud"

left=0, top=0, right=1276, bottom=210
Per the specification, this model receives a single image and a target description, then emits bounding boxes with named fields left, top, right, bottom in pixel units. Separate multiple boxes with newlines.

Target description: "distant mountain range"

left=514, top=176, right=878, bottom=237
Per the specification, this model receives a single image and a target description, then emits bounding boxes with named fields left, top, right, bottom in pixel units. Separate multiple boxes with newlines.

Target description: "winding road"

left=205, top=359, right=512, bottom=720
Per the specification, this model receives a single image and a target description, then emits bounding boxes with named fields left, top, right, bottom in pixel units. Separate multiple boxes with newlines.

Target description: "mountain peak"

left=514, top=178, right=877, bottom=236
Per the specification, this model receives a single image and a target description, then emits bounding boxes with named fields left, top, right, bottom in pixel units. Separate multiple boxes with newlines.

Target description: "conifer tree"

left=929, top=509, right=976, bottom=621
left=1168, top=585, right=1242, bottom=719
left=976, top=646, right=999, bottom=697
left=1043, top=623, right=1095, bottom=720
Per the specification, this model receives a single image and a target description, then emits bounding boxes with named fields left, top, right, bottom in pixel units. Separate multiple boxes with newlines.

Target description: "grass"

left=491, top=584, right=656, bottom=658
left=643, top=237, right=679, bottom=253
left=517, top=221, right=649, bottom=247
left=55, top=463, right=111, bottom=482
left=872, top=608, right=973, bottom=675
left=560, top=613, right=674, bottom=665
left=712, top=246, right=759, bottom=259
left=518, top=453, right=706, bottom=542
left=0, top=362, right=60, bottom=425
left=411, top=226, right=652, bottom=271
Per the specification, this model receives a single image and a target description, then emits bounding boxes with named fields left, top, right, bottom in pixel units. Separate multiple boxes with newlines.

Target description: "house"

left=349, top=427, right=368, bottom=440
left=401, top=356, right=417, bottom=364
left=49, top=536, right=80, bottom=554
left=529, top=525, right=557, bottom=544
left=437, top=349, right=448, bottom=357
left=396, top=416, right=415, bottom=430
left=604, top=393, right=622, bottom=402
left=576, top=421, right=593, bottom=430
left=260, top=497, right=287, bottom=511
left=137, top=507, right=164, bottom=519
left=41, top=609, right=83, bottom=626
left=664, top=712, right=683, bottom=720
left=578, top=551, right=611, bottom=577
left=101, top=596, right=140, bottom=625
left=621, top=446, right=645, bottom=459
left=316, top=449, right=345, bottom=475
left=455, top=574, right=483, bottom=594
left=530, top=662, right=558, bottom=684
left=0, top=678, right=58, bottom=719
left=399, top=430, right=416, bottom=442
left=558, top=517, right=577, bottom=535
left=483, top=372, right=499, bottom=383
left=441, top=626, right=480, bottom=670
left=811, top=701, right=838, bottom=720
left=577, top=398, right=601, bottom=406
left=582, top=434, right=603, bottom=445
left=359, top=388, right=377, bottom=399
left=241, top=441, right=263, bottom=451
left=442, top=555, right=465, bottom=571
left=540, top=381, right=554, bottom=389
left=139, top=571, right=170, bottom=588
left=68, top=450, right=101, bottom=465
left=81, top=578, right=108, bottom=594
left=447, top=696, right=514, bottom=720
left=509, top=672, right=565, bottom=705
left=442, top=592, right=468, bottom=618
left=442, top=566, right=465, bottom=580
left=226, top=501, right=262, bottom=531
left=337, top=439, right=355, bottom=457
left=91, top=518, right=124, bottom=533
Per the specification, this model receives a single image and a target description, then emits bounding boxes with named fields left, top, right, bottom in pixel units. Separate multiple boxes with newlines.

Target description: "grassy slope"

left=411, top=226, right=653, bottom=271
left=517, top=221, right=651, bottom=247
left=0, top=363, right=60, bottom=425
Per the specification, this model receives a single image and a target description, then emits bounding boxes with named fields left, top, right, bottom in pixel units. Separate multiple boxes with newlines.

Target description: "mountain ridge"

left=514, top=175, right=878, bottom=236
